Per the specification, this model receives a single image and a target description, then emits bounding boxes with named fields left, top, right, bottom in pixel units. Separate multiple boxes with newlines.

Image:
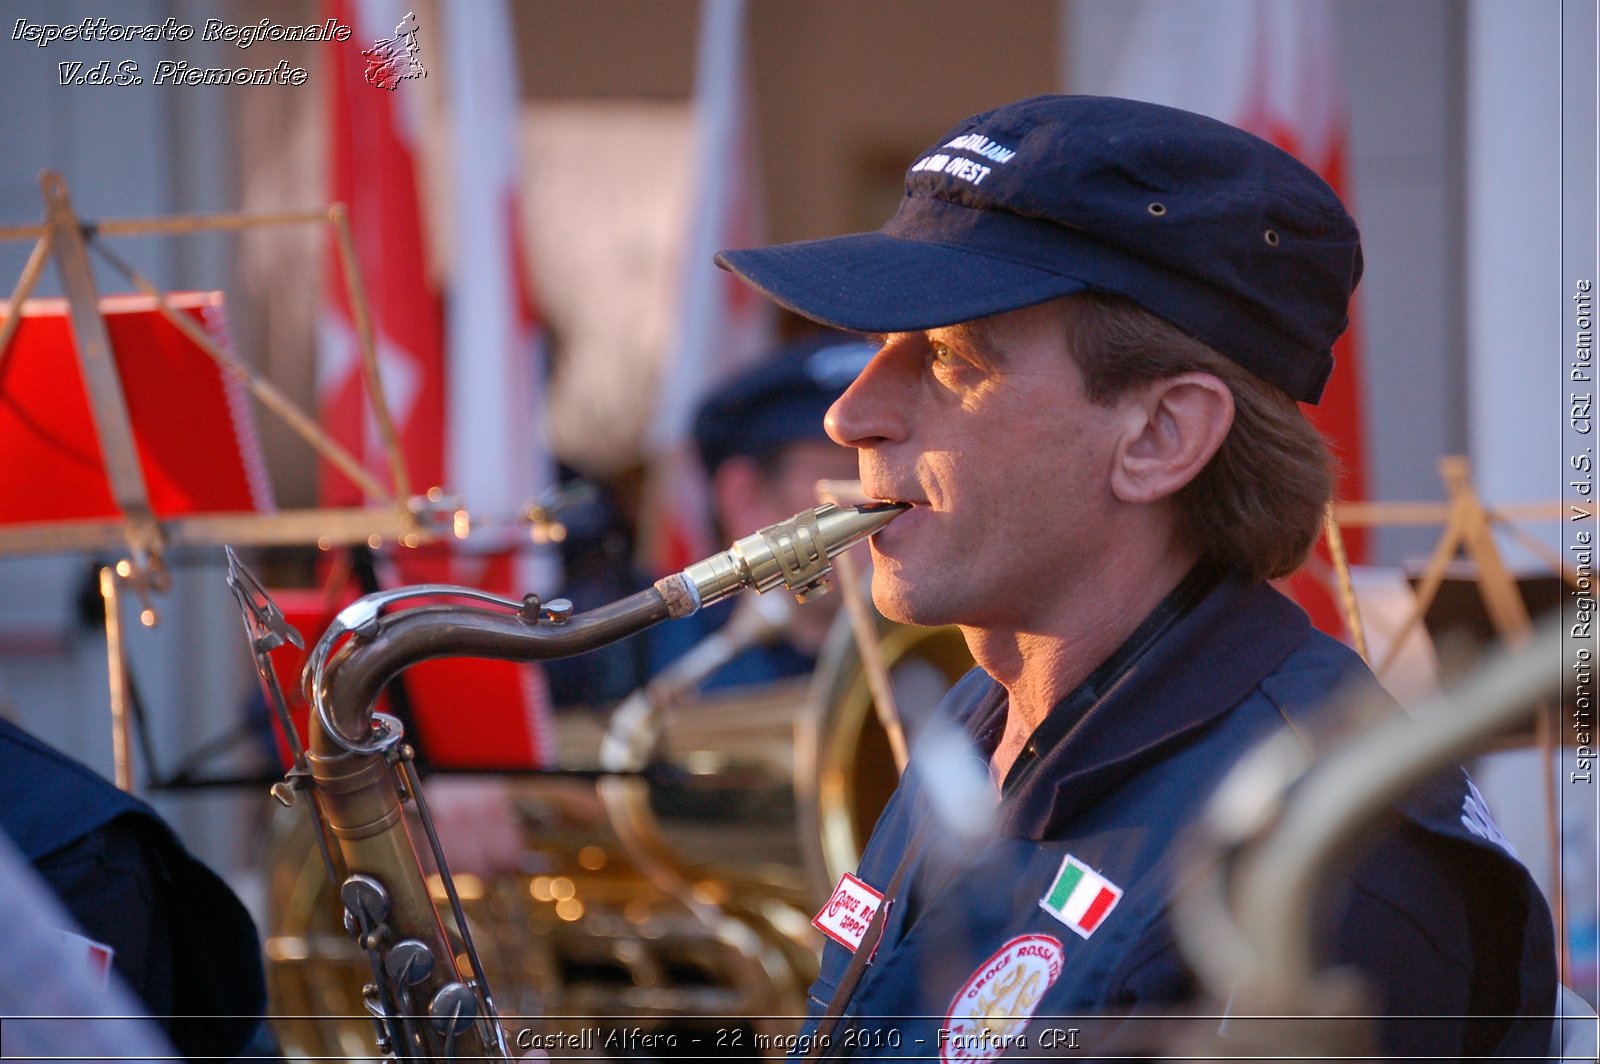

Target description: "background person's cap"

left=693, top=332, right=875, bottom=475
left=715, top=94, right=1362, bottom=405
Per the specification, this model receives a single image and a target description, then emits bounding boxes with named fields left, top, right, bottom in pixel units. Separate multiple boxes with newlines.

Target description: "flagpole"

left=648, top=0, right=750, bottom=454
left=638, top=0, right=772, bottom=574
left=442, top=0, right=558, bottom=594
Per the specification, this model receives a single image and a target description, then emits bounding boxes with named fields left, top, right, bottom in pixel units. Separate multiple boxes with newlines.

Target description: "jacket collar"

left=963, top=577, right=1312, bottom=839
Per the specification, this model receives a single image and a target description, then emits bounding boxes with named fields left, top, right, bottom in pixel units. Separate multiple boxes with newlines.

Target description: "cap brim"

left=715, top=232, right=1087, bottom=333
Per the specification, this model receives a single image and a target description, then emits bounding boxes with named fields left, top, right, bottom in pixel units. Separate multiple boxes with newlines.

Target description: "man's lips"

left=859, top=482, right=923, bottom=508
left=866, top=498, right=928, bottom=549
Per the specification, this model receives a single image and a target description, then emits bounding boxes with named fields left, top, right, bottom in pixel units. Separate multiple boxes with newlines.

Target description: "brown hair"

left=1060, top=293, right=1335, bottom=581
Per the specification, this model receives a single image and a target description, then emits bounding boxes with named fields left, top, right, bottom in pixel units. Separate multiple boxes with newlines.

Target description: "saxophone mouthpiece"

left=804, top=498, right=908, bottom=565
left=671, top=502, right=908, bottom=613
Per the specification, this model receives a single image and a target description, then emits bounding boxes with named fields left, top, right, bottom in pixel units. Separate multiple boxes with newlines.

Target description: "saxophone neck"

left=313, top=587, right=672, bottom=757
left=310, top=502, right=906, bottom=756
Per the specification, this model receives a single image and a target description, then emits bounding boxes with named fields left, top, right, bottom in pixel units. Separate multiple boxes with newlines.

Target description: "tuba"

left=232, top=502, right=904, bottom=1061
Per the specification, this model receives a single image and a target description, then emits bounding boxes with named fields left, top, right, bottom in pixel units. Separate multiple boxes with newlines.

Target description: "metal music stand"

left=0, top=170, right=445, bottom=792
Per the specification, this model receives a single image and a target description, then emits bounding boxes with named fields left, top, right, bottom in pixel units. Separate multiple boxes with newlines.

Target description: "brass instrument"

left=260, top=588, right=973, bottom=1061
left=232, top=502, right=905, bottom=1062
left=801, top=607, right=975, bottom=892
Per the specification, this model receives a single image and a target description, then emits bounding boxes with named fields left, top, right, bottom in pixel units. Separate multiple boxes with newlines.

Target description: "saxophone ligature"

left=227, top=501, right=905, bottom=1062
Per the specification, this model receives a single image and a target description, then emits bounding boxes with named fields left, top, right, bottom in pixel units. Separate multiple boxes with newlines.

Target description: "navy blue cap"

left=693, top=333, right=875, bottom=474
left=716, top=95, right=1362, bottom=404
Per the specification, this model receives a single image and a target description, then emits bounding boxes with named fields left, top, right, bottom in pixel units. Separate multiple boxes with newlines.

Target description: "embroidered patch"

left=1038, top=854, right=1122, bottom=938
left=942, top=934, right=1064, bottom=1062
left=1460, top=779, right=1519, bottom=858
left=812, top=872, right=884, bottom=952
left=58, top=928, right=115, bottom=986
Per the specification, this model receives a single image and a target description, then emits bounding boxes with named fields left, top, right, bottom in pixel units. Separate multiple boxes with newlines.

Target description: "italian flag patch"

left=1039, top=855, right=1121, bottom=939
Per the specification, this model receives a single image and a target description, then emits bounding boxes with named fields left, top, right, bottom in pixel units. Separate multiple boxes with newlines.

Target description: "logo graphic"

left=58, top=928, right=115, bottom=987
left=812, top=872, right=884, bottom=952
left=942, top=935, right=1063, bottom=1062
left=1460, top=778, right=1518, bottom=857
left=1038, top=854, right=1121, bottom=939
left=363, top=11, right=425, bottom=90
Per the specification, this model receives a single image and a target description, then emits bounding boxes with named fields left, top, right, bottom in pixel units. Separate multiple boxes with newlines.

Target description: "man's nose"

left=825, top=341, right=912, bottom=449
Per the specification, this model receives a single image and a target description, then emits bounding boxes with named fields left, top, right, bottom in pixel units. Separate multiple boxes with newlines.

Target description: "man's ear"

left=1110, top=373, right=1234, bottom=504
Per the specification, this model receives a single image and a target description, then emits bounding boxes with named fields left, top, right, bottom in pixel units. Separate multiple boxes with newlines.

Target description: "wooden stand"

left=0, top=172, right=439, bottom=792
left=1323, top=456, right=1591, bottom=981
left=0, top=171, right=436, bottom=578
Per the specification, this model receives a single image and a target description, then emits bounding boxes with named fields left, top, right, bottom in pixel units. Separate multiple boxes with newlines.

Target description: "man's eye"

left=930, top=341, right=956, bottom=366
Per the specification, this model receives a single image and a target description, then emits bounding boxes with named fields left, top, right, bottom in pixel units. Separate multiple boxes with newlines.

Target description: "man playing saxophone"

left=715, top=94, right=1557, bottom=1059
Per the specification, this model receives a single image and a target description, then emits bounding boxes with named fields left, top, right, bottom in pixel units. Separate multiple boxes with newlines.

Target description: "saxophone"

left=230, top=502, right=904, bottom=1062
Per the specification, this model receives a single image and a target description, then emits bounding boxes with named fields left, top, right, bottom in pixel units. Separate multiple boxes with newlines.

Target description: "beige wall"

left=746, top=1, right=1060, bottom=242
left=230, top=0, right=1063, bottom=503
left=514, top=0, right=1061, bottom=244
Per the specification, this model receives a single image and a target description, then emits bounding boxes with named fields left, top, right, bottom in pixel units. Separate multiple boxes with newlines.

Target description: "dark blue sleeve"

left=1099, top=825, right=1554, bottom=1060
left=0, top=720, right=270, bottom=1062
left=32, top=813, right=174, bottom=1015
left=1332, top=825, right=1555, bottom=1058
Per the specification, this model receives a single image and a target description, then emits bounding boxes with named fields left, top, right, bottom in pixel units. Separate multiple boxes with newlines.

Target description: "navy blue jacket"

left=801, top=579, right=1555, bottom=1060
left=0, top=717, right=267, bottom=1061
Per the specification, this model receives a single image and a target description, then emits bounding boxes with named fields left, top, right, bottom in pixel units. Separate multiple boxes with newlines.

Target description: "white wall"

left=1464, top=0, right=1568, bottom=563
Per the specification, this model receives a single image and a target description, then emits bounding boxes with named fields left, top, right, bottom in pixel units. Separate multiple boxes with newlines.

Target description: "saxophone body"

left=261, top=502, right=905, bottom=1061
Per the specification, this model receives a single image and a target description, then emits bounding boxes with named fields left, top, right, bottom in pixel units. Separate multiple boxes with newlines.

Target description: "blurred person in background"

left=0, top=716, right=270, bottom=1061
left=647, top=331, right=873, bottom=690
left=430, top=333, right=871, bottom=877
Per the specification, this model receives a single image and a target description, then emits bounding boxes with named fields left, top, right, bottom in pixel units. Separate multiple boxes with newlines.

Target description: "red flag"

left=319, top=0, right=444, bottom=507
left=638, top=0, right=774, bottom=575
left=1109, top=0, right=1368, bottom=635
left=314, top=1, right=553, bottom=766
